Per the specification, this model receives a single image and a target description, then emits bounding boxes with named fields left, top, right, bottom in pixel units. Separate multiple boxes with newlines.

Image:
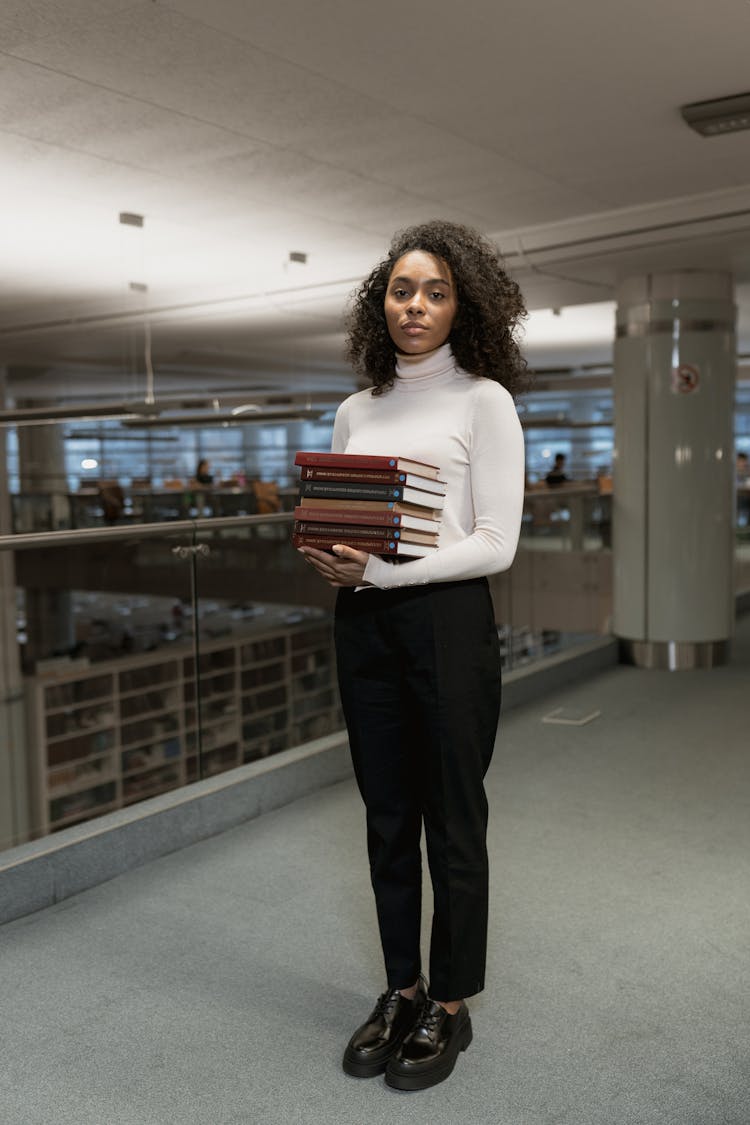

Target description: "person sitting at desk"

left=98, top=480, right=125, bottom=524
left=545, top=452, right=569, bottom=486
left=188, top=459, right=214, bottom=515
left=194, top=458, right=213, bottom=486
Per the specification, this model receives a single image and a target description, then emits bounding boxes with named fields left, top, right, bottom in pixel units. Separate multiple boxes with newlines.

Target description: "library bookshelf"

left=25, top=618, right=343, bottom=837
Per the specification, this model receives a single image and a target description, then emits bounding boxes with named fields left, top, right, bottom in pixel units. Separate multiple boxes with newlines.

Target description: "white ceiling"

left=3, top=0, right=750, bottom=401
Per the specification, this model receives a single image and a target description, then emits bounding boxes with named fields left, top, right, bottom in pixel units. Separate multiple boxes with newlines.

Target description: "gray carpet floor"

left=2, top=621, right=749, bottom=1125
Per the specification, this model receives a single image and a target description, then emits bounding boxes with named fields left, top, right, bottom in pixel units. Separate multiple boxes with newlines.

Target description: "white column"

left=16, top=394, right=75, bottom=663
left=613, top=272, right=736, bottom=668
left=16, top=392, right=70, bottom=528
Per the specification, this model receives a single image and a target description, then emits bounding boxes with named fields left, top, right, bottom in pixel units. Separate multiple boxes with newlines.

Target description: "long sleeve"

left=331, top=400, right=351, bottom=455
left=361, top=379, right=525, bottom=589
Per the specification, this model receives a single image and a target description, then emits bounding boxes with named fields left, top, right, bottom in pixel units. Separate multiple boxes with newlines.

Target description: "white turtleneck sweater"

left=331, top=344, right=525, bottom=590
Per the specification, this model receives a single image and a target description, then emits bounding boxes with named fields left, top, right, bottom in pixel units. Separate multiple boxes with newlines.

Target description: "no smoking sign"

left=671, top=363, right=700, bottom=395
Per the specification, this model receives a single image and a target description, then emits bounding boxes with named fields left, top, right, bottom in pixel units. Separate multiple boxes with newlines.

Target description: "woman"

left=299, top=220, right=527, bottom=1091
left=194, top=458, right=213, bottom=486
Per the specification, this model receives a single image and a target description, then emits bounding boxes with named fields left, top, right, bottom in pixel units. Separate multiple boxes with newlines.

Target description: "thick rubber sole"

left=342, top=1047, right=393, bottom=1079
left=384, top=1017, right=473, bottom=1091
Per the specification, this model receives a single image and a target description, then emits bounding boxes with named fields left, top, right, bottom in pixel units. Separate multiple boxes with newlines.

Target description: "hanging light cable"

left=144, top=316, right=155, bottom=406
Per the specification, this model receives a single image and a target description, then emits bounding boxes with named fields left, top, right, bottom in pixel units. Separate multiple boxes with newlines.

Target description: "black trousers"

left=334, top=577, right=501, bottom=1001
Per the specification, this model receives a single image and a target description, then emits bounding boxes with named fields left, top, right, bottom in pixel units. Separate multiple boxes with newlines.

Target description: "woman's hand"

left=298, top=544, right=370, bottom=587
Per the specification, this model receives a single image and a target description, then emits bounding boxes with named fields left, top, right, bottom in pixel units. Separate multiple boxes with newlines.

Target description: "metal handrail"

left=0, top=489, right=613, bottom=552
left=0, top=511, right=293, bottom=552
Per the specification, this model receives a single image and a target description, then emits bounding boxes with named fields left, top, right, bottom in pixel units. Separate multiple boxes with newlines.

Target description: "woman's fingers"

left=331, top=544, right=369, bottom=568
left=299, top=545, right=338, bottom=571
left=298, top=544, right=369, bottom=586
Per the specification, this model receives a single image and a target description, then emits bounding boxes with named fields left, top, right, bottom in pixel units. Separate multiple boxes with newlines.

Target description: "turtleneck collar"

left=393, top=342, right=457, bottom=391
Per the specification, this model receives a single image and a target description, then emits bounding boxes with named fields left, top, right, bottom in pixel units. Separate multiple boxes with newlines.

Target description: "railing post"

left=171, top=538, right=210, bottom=779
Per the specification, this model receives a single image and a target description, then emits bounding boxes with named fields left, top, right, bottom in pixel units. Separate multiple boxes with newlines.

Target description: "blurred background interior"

left=1, top=0, right=749, bottom=852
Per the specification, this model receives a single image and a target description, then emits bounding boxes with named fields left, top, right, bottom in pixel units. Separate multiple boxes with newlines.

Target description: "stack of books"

left=292, top=452, right=446, bottom=558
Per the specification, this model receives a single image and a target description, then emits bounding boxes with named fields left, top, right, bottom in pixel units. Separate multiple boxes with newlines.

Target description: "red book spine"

left=299, top=467, right=407, bottom=484
left=298, top=481, right=404, bottom=501
left=293, top=505, right=402, bottom=528
left=294, top=451, right=439, bottom=474
left=293, top=532, right=399, bottom=553
left=294, top=520, right=398, bottom=539
left=295, top=452, right=394, bottom=469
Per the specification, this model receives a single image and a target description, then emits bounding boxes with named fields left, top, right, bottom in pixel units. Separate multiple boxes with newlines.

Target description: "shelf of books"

left=26, top=618, right=343, bottom=837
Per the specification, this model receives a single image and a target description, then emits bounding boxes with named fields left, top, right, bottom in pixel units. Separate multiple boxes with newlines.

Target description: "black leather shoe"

left=385, top=998, right=472, bottom=1090
left=342, top=977, right=428, bottom=1078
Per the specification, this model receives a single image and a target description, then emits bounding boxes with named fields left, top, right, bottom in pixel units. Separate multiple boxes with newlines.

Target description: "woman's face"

left=384, top=250, right=457, bottom=356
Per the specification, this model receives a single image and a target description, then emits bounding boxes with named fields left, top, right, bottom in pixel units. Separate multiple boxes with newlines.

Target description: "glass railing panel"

left=12, top=492, right=71, bottom=533
left=11, top=483, right=265, bottom=531
left=0, top=513, right=344, bottom=856
left=500, top=488, right=613, bottom=671
left=2, top=525, right=197, bottom=853
left=0, top=503, right=626, bottom=858
left=190, top=516, right=342, bottom=781
left=520, top=487, right=611, bottom=551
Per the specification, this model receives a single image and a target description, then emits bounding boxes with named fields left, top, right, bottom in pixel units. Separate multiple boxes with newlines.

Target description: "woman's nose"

left=407, top=294, right=425, bottom=315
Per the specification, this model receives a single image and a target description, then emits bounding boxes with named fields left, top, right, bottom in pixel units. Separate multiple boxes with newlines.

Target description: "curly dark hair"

left=346, top=219, right=529, bottom=397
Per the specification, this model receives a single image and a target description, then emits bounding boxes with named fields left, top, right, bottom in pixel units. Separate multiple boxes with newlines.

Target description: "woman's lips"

left=402, top=324, right=427, bottom=336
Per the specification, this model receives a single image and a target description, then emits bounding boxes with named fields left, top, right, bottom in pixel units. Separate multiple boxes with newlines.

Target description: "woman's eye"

left=392, top=288, right=408, bottom=298
left=430, top=291, right=445, bottom=300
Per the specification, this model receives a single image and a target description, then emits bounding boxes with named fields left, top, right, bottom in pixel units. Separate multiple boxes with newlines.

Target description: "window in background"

left=6, top=427, right=19, bottom=492
left=7, top=383, right=749, bottom=497
left=65, top=425, right=185, bottom=489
